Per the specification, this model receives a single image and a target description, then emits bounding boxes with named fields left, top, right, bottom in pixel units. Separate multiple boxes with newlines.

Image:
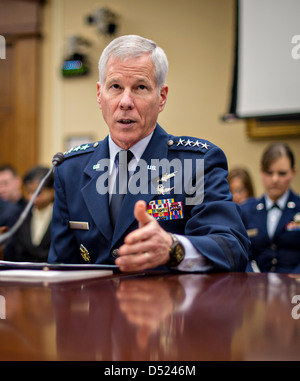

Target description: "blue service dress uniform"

left=48, top=124, right=250, bottom=272
left=240, top=190, right=300, bottom=273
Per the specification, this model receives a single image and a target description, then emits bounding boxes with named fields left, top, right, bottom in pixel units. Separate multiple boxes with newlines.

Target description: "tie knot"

left=117, top=150, right=134, bottom=166
left=271, top=203, right=280, bottom=210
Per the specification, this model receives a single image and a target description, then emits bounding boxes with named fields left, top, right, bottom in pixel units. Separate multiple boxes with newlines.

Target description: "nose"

left=119, top=90, right=134, bottom=110
left=271, top=173, right=279, bottom=182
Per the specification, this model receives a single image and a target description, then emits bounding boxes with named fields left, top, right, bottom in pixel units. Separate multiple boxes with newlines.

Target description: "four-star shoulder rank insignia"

left=175, top=138, right=209, bottom=149
left=64, top=143, right=93, bottom=156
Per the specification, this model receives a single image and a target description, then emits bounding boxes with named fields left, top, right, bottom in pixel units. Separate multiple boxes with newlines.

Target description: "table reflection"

left=0, top=286, right=54, bottom=360
left=51, top=273, right=249, bottom=360
left=232, top=273, right=300, bottom=360
left=0, top=272, right=299, bottom=361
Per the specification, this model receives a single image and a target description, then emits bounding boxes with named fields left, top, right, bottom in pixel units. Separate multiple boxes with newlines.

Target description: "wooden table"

left=0, top=271, right=299, bottom=362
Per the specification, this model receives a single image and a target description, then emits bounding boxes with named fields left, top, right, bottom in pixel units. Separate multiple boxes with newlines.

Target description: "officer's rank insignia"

left=175, top=138, right=209, bottom=149
left=147, top=199, right=184, bottom=221
left=80, top=244, right=91, bottom=263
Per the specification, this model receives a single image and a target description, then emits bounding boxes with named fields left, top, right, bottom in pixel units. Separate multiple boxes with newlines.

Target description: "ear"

left=159, top=84, right=168, bottom=112
left=96, top=82, right=102, bottom=109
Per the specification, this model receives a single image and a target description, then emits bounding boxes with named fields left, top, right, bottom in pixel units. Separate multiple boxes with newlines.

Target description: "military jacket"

left=48, top=124, right=250, bottom=271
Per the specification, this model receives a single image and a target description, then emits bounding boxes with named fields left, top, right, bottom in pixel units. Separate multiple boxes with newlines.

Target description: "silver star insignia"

left=176, top=138, right=185, bottom=146
left=185, top=139, right=193, bottom=146
left=200, top=142, right=209, bottom=149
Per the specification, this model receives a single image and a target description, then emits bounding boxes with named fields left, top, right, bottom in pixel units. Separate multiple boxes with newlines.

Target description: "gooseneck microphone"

left=0, top=152, right=65, bottom=248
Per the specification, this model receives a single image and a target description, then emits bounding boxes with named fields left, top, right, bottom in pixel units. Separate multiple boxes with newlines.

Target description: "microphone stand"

left=0, top=153, right=64, bottom=248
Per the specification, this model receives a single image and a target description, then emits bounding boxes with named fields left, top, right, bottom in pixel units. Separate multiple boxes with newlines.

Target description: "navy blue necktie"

left=109, top=150, right=134, bottom=226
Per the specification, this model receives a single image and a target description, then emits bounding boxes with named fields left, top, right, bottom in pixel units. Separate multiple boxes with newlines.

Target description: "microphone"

left=52, top=152, right=65, bottom=167
left=0, top=152, right=65, bottom=248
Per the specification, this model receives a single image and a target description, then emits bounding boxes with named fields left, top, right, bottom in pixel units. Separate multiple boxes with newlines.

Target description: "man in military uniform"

left=48, top=35, right=250, bottom=273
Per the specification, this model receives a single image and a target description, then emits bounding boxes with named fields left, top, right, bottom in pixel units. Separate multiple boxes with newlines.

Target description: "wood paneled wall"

left=0, top=0, right=45, bottom=176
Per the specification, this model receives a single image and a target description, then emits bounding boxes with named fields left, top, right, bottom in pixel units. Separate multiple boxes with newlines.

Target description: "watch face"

left=173, top=243, right=184, bottom=264
left=175, top=245, right=184, bottom=259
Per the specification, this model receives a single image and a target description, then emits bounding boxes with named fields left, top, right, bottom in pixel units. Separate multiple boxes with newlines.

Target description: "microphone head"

left=52, top=152, right=65, bottom=166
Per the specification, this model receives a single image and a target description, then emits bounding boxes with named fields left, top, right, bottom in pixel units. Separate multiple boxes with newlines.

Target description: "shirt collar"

left=265, top=190, right=290, bottom=210
left=108, top=131, right=154, bottom=164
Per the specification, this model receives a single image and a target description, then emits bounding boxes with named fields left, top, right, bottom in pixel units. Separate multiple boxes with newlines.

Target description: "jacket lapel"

left=256, top=197, right=270, bottom=239
left=81, top=137, right=114, bottom=241
left=111, top=125, right=170, bottom=244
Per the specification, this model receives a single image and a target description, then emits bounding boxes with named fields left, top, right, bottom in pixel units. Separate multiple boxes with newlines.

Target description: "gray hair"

left=98, top=35, right=168, bottom=89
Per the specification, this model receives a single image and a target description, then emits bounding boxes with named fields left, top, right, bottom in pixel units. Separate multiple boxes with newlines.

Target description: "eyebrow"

left=106, top=75, right=151, bottom=84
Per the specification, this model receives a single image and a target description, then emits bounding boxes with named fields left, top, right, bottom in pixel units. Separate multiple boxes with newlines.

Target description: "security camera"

left=86, top=7, right=118, bottom=35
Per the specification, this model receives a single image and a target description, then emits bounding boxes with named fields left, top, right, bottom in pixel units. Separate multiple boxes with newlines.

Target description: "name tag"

left=247, top=228, right=258, bottom=237
left=69, top=221, right=89, bottom=230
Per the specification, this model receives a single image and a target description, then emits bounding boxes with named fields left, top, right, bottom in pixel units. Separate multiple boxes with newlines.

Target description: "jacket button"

left=111, top=248, right=119, bottom=258
left=271, top=258, right=278, bottom=264
left=270, top=244, right=277, bottom=250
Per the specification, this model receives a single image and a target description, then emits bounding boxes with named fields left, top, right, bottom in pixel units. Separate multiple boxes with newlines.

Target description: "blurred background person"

left=241, top=142, right=300, bottom=273
left=0, top=198, right=21, bottom=228
left=227, top=167, right=255, bottom=205
left=0, top=164, right=27, bottom=209
left=0, top=199, right=21, bottom=259
left=4, top=166, right=55, bottom=262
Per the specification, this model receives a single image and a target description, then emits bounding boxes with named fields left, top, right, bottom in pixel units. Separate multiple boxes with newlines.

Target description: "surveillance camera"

left=86, top=7, right=118, bottom=35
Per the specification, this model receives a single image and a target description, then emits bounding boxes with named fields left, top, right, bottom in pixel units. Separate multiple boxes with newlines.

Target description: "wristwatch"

left=167, top=233, right=185, bottom=267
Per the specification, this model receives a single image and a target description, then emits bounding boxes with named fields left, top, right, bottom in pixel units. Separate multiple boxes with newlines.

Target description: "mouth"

left=118, top=119, right=136, bottom=125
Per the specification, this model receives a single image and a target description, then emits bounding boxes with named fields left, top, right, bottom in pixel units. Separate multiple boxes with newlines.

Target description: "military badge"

left=286, top=213, right=300, bottom=231
left=80, top=244, right=91, bottom=263
left=147, top=199, right=184, bottom=221
left=156, top=184, right=174, bottom=195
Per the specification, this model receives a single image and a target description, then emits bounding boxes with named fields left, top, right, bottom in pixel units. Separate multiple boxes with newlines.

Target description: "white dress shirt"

left=265, top=191, right=289, bottom=239
left=31, top=203, right=53, bottom=246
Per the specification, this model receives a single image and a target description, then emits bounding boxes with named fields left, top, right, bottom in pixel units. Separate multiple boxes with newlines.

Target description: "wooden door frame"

left=0, top=0, right=45, bottom=176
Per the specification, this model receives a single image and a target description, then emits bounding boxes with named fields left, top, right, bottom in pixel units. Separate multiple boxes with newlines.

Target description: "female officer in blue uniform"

left=48, top=35, right=250, bottom=273
left=241, top=143, right=300, bottom=273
